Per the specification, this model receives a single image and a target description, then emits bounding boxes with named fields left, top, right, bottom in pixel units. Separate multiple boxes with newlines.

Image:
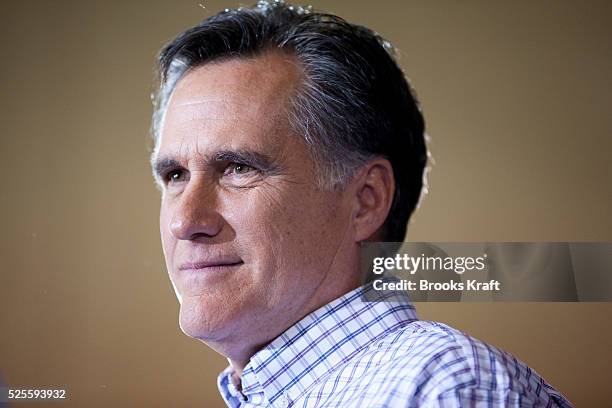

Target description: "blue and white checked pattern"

left=218, top=282, right=572, bottom=407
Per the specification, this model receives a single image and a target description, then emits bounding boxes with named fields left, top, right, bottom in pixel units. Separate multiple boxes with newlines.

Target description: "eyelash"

left=224, top=162, right=255, bottom=176
left=164, top=168, right=186, bottom=184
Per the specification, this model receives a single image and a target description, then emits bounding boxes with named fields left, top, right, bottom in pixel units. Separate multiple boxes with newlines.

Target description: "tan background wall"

left=1, top=0, right=610, bottom=406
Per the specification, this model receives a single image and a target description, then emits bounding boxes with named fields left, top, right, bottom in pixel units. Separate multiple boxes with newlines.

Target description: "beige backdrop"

left=1, top=0, right=610, bottom=406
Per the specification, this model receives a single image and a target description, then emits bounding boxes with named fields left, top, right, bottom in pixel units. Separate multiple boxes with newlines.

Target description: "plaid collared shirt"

left=217, top=282, right=572, bottom=407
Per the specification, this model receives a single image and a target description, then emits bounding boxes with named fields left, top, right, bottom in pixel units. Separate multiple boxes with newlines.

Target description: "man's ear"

left=352, top=158, right=395, bottom=242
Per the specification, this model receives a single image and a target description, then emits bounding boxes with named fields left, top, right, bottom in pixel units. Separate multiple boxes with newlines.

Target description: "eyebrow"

left=152, top=148, right=280, bottom=181
left=213, top=149, right=278, bottom=171
left=152, top=156, right=181, bottom=182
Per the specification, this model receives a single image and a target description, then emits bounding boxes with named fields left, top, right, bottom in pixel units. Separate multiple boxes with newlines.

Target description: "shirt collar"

left=218, top=279, right=418, bottom=406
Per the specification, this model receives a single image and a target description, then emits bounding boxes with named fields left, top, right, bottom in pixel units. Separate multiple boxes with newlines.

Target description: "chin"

left=177, top=297, right=232, bottom=341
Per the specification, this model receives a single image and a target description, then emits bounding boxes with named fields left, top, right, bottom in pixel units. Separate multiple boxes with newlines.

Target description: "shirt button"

left=278, top=392, right=290, bottom=408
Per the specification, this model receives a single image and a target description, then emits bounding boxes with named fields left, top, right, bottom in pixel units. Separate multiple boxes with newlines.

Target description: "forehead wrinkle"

left=158, top=51, right=304, bottom=170
left=165, top=92, right=288, bottom=143
left=170, top=52, right=301, bottom=118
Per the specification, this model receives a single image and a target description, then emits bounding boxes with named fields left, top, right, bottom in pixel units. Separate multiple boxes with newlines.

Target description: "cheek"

left=222, top=189, right=286, bottom=253
left=234, top=187, right=345, bottom=260
left=219, top=187, right=307, bottom=269
left=159, top=202, right=176, bottom=261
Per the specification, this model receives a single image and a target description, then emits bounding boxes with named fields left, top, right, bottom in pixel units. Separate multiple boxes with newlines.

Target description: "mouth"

left=178, top=259, right=244, bottom=272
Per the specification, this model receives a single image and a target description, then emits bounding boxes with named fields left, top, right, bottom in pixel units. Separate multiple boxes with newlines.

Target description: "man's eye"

left=226, top=163, right=255, bottom=175
left=166, top=169, right=186, bottom=184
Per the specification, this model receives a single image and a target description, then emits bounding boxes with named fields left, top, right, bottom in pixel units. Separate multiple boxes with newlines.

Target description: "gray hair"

left=151, top=0, right=427, bottom=241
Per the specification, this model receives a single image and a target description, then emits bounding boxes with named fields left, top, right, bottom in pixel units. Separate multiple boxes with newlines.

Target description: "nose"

left=168, top=180, right=224, bottom=241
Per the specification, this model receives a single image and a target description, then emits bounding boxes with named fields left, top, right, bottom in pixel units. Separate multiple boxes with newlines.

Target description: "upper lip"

left=178, top=258, right=243, bottom=271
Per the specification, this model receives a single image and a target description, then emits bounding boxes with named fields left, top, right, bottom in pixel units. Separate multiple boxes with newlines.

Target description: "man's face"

left=155, top=52, right=360, bottom=355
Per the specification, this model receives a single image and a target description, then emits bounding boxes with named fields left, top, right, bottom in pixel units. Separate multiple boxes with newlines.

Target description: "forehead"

left=159, top=51, right=303, bottom=156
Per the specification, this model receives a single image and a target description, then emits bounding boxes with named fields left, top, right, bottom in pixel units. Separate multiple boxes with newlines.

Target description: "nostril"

left=189, top=231, right=217, bottom=240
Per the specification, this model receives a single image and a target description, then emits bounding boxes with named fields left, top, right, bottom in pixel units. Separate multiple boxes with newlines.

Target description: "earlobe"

left=353, top=159, right=395, bottom=242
